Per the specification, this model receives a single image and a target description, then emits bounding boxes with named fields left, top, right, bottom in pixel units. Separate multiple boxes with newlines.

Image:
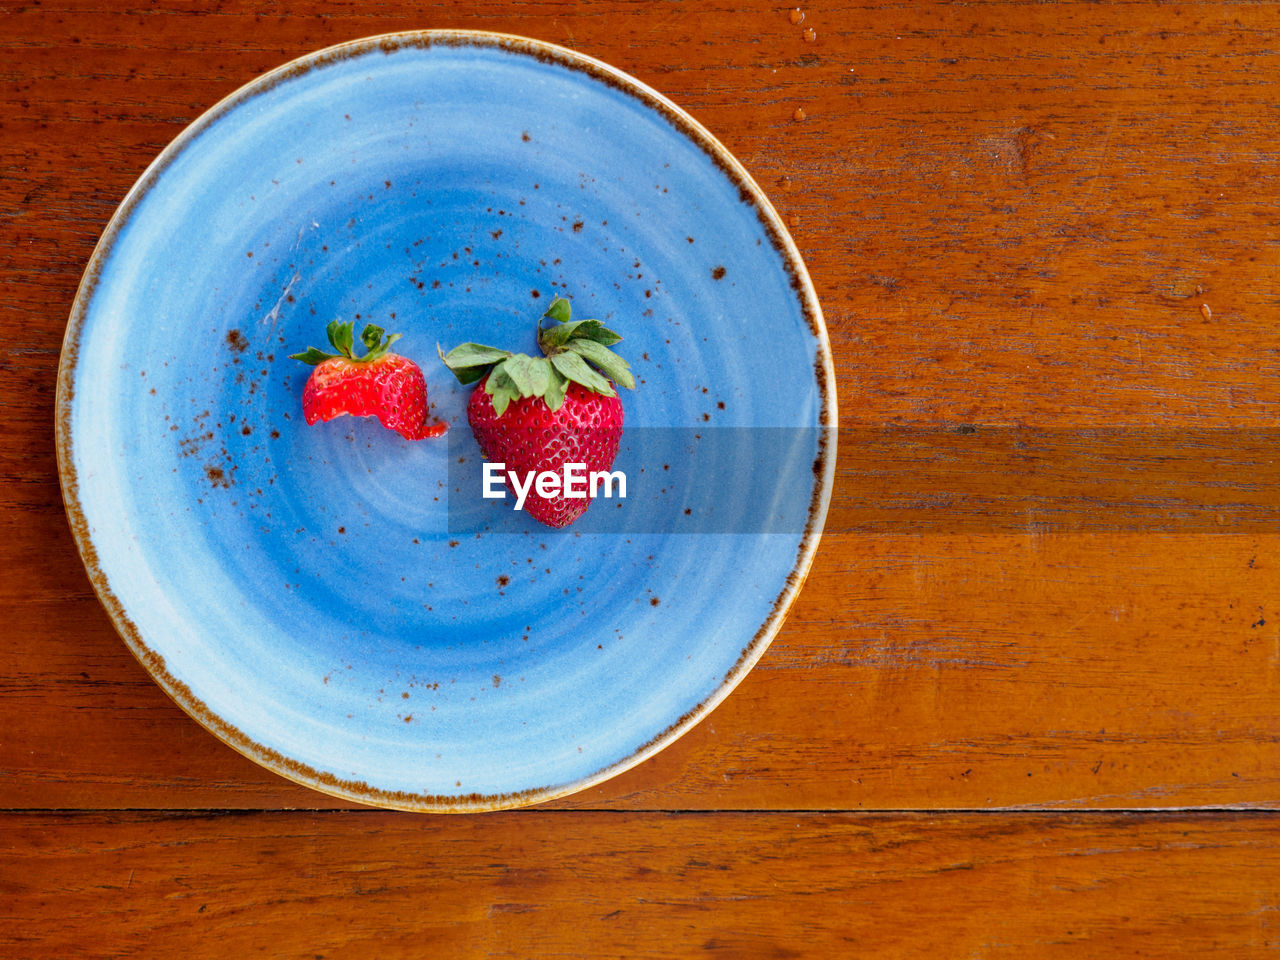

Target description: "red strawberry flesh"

left=303, top=354, right=447, bottom=441
left=468, top=377, right=623, bottom=528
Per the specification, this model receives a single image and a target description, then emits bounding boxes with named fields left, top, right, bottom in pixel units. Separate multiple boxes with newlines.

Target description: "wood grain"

left=3, top=810, right=1278, bottom=959
left=4, top=0, right=1280, bottom=954
left=3, top=0, right=1280, bottom=812
left=5, top=527, right=1280, bottom=810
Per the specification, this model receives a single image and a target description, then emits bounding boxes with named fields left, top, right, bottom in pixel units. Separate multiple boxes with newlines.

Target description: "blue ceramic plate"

left=57, top=31, right=835, bottom=811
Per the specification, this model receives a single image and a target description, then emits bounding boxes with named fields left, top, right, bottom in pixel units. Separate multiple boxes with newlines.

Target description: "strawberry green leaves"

left=541, top=297, right=572, bottom=325
left=484, top=364, right=520, bottom=417
left=290, top=345, right=342, bottom=366
left=439, top=297, right=635, bottom=415
left=544, top=363, right=571, bottom=410
left=561, top=337, right=635, bottom=389
left=290, top=320, right=403, bottom=366
left=328, top=319, right=354, bottom=357
left=490, top=354, right=559, bottom=415
left=435, top=343, right=513, bottom=384
left=360, top=323, right=401, bottom=357
left=537, top=317, right=623, bottom=350
left=550, top=350, right=614, bottom=396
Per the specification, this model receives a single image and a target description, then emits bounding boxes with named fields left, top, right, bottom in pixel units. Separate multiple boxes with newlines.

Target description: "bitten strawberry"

left=440, top=297, right=635, bottom=528
left=290, top=321, right=447, bottom=440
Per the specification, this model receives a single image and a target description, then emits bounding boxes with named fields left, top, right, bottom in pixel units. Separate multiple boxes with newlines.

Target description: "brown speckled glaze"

left=54, top=29, right=835, bottom=813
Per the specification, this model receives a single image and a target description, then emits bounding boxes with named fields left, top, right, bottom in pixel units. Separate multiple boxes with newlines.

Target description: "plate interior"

left=61, top=33, right=831, bottom=809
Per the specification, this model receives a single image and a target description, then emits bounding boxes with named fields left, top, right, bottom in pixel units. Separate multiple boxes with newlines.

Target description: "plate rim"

left=54, top=28, right=838, bottom=813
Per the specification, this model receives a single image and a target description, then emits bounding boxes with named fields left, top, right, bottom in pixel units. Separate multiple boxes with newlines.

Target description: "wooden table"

left=5, top=1, right=1279, bottom=956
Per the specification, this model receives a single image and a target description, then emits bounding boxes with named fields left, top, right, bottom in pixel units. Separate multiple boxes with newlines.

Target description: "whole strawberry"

left=290, top=321, right=447, bottom=441
left=440, top=298, right=635, bottom=528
